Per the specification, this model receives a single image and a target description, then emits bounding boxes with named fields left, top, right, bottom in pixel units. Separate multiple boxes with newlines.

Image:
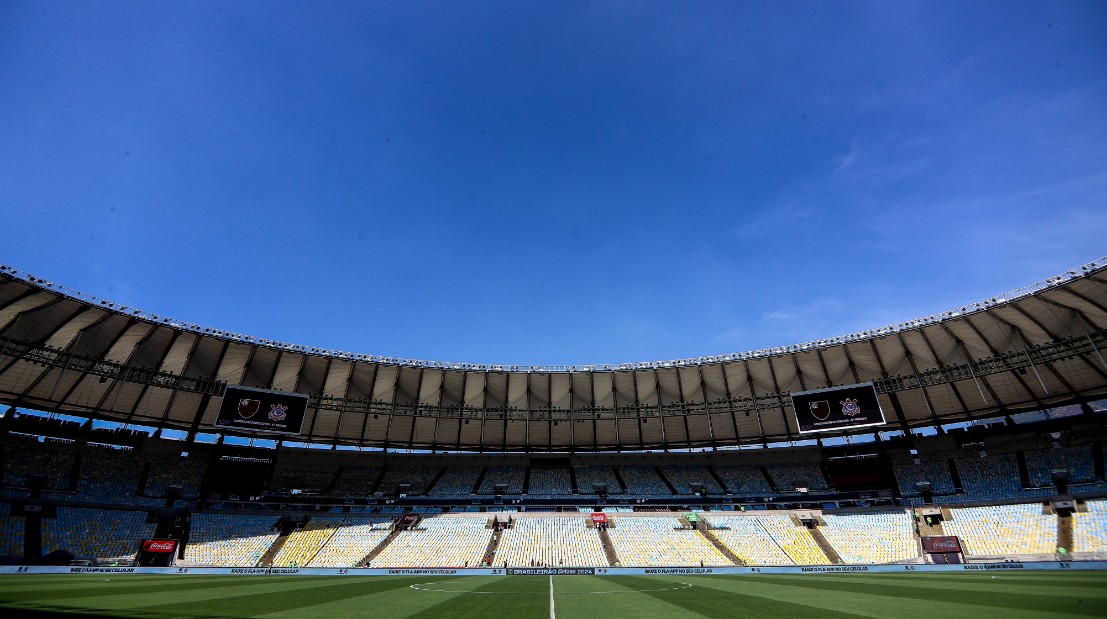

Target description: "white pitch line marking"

left=549, top=575, right=556, bottom=619
left=409, top=580, right=499, bottom=594
left=408, top=581, right=695, bottom=595
left=565, top=582, right=694, bottom=594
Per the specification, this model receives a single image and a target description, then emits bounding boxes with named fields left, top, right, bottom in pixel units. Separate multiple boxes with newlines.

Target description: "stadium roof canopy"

left=1, top=258, right=1106, bottom=452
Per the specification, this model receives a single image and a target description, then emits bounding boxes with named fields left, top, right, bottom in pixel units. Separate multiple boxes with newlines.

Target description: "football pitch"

left=2, top=572, right=1106, bottom=618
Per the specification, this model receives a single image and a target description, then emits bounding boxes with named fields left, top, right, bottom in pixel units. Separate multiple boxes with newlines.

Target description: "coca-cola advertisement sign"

left=922, top=536, right=962, bottom=553
left=141, top=539, right=177, bottom=553
left=591, top=512, right=608, bottom=524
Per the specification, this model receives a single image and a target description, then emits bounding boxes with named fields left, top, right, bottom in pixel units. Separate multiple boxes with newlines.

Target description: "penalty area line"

left=549, top=575, right=556, bottom=619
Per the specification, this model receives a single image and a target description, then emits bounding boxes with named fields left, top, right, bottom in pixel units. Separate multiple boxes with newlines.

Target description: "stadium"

left=4, top=2, right=1107, bottom=617
left=1, top=257, right=1106, bottom=617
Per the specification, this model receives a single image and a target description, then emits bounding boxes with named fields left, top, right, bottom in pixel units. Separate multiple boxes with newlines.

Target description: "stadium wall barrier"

left=1, top=562, right=1105, bottom=576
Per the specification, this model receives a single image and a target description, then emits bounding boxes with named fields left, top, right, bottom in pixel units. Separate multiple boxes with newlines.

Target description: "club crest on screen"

left=268, top=403, right=288, bottom=422
left=840, top=397, right=861, bottom=417
left=237, top=398, right=261, bottom=419
left=809, top=400, right=831, bottom=421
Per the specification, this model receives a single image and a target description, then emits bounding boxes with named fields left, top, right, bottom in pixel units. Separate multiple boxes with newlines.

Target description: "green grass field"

left=2, top=572, right=1106, bottom=618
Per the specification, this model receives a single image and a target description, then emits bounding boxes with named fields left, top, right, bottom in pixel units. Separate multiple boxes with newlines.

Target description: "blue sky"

left=1, top=1, right=1105, bottom=367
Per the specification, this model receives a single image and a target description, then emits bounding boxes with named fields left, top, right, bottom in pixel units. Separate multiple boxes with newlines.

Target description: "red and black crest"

left=238, top=398, right=261, bottom=419
left=809, top=400, right=830, bottom=421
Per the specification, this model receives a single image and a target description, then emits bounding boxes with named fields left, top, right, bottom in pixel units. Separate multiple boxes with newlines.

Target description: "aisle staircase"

left=598, top=527, right=620, bottom=566
left=258, top=520, right=295, bottom=567
left=482, top=519, right=509, bottom=566
left=699, top=527, right=744, bottom=566
left=808, top=526, right=842, bottom=565
left=1057, top=512, right=1073, bottom=554
left=359, top=527, right=402, bottom=567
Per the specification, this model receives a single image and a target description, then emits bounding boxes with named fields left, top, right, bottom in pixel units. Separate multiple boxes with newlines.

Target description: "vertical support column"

left=23, top=513, right=42, bottom=562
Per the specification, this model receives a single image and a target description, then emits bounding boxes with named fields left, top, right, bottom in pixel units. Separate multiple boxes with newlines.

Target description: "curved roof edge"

left=1, top=256, right=1104, bottom=371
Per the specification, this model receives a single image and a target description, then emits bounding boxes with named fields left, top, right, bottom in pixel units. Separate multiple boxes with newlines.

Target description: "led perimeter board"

left=790, top=382, right=886, bottom=434
left=215, top=385, right=308, bottom=435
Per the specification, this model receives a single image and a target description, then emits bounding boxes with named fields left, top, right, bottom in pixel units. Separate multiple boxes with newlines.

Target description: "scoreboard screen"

left=790, top=382, right=886, bottom=434
left=215, top=385, right=308, bottom=436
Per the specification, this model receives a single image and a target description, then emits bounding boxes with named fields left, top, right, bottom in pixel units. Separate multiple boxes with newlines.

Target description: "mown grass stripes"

left=0, top=572, right=1104, bottom=618
left=747, top=574, right=1107, bottom=617
left=575, top=575, right=861, bottom=619
left=404, top=577, right=550, bottom=619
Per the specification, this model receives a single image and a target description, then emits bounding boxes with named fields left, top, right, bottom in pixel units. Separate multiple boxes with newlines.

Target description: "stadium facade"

left=1, top=259, right=1106, bottom=571
left=0, top=258, right=1105, bottom=452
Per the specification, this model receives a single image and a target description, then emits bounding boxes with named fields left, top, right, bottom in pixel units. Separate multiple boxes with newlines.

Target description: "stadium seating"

left=0, top=502, right=24, bottom=559
left=272, top=516, right=397, bottom=567
left=271, top=517, right=347, bottom=567
left=270, top=462, right=339, bottom=493
left=74, top=447, right=152, bottom=505
left=309, top=518, right=392, bottom=567
left=426, top=467, right=481, bottom=496
left=1, top=436, right=75, bottom=494
left=898, top=446, right=1054, bottom=504
left=707, top=515, right=796, bottom=565
left=42, top=507, right=154, bottom=564
left=184, top=513, right=282, bottom=566
left=331, top=466, right=382, bottom=495
left=763, top=462, right=829, bottom=492
left=618, top=466, right=671, bottom=496
left=376, top=466, right=441, bottom=496
left=659, top=465, right=721, bottom=495
left=606, top=516, right=730, bottom=566
left=755, top=515, right=830, bottom=565
left=3, top=439, right=207, bottom=507
left=943, top=452, right=1033, bottom=503
left=3, top=409, right=1107, bottom=570
left=527, top=467, right=573, bottom=496
left=478, top=466, right=525, bottom=495
left=371, top=516, right=490, bottom=567
left=818, top=511, right=918, bottom=564
left=1024, top=444, right=1101, bottom=488
left=712, top=465, right=773, bottom=495
left=574, top=465, right=622, bottom=495
left=1072, top=500, right=1107, bottom=555
left=142, top=452, right=208, bottom=500
left=943, top=504, right=1056, bottom=556
left=890, top=451, right=957, bottom=496
left=495, top=517, right=608, bottom=567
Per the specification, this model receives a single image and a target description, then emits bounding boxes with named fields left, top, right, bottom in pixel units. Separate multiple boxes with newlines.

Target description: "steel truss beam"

left=2, top=329, right=1106, bottom=441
